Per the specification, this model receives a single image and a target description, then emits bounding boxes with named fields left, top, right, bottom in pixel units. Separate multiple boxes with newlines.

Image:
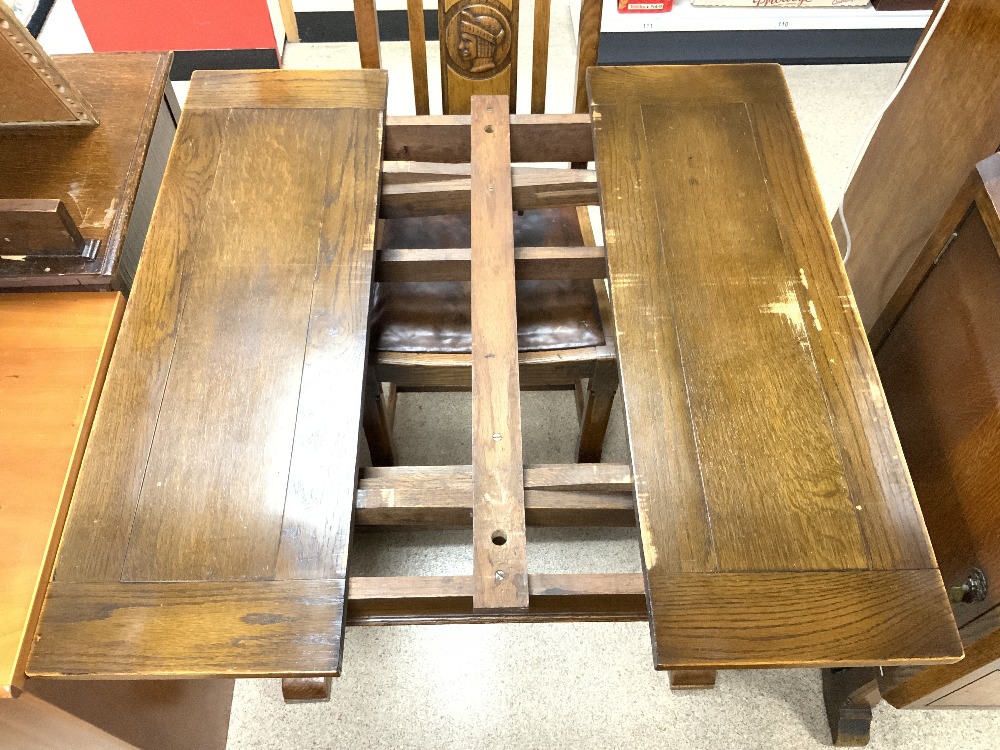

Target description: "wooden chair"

left=353, top=0, right=614, bottom=465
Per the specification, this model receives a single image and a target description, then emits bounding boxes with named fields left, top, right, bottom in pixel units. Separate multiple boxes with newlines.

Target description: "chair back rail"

left=352, top=0, right=603, bottom=115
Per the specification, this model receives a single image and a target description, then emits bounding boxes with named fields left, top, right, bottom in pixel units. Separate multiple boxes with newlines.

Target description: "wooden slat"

left=0, top=293, right=123, bottom=699
left=573, top=0, right=603, bottom=115
left=470, top=96, right=527, bottom=610
left=406, top=0, right=430, bottom=115
left=380, top=167, right=597, bottom=217
left=375, top=245, right=606, bottom=281
left=384, top=114, right=594, bottom=163
left=277, top=0, right=300, bottom=43
left=356, top=488, right=634, bottom=527
left=530, top=0, right=551, bottom=114
left=360, top=462, right=631, bottom=488
left=346, top=573, right=646, bottom=625
left=275, top=105, right=385, bottom=579
left=28, top=581, right=346, bottom=678
left=36, top=70, right=388, bottom=679
left=373, top=344, right=616, bottom=389
left=354, top=0, right=382, bottom=69
left=355, top=462, right=634, bottom=526
left=588, top=64, right=961, bottom=669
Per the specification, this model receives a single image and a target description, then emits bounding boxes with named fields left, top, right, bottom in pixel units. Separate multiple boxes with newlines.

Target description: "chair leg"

left=363, top=375, right=395, bottom=467
left=576, top=359, right=618, bottom=463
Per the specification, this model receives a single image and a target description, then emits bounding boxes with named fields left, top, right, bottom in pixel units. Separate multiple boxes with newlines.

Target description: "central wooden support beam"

left=470, top=96, right=528, bottom=611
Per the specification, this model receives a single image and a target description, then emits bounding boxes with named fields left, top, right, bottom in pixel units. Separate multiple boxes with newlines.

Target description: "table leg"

left=282, top=676, right=333, bottom=703
left=668, top=670, right=717, bottom=690
left=822, top=667, right=881, bottom=747
left=363, top=374, right=396, bottom=467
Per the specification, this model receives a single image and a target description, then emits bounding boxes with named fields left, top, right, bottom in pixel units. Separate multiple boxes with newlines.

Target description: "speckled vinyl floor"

left=223, top=7, right=1000, bottom=748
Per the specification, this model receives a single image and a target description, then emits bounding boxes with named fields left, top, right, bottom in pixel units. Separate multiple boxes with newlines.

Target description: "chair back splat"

left=353, top=0, right=604, bottom=115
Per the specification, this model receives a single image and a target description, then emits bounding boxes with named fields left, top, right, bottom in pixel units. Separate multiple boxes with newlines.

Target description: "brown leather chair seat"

left=371, top=207, right=605, bottom=354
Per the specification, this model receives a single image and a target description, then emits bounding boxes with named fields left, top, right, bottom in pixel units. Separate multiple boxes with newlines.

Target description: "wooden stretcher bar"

left=379, top=166, right=597, bottom=217
left=355, top=463, right=634, bottom=527
left=346, top=574, right=647, bottom=626
left=375, top=246, right=607, bottom=282
left=383, top=114, right=593, bottom=163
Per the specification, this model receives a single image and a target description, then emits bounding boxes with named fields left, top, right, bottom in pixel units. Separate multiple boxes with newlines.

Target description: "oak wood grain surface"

left=0, top=53, right=171, bottom=289
left=29, top=69, right=387, bottom=679
left=588, top=64, right=961, bottom=670
left=0, top=293, right=123, bottom=699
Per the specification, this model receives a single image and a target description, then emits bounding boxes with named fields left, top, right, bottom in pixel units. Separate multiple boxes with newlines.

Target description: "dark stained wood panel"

left=876, top=203, right=1000, bottom=629
left=836, top=0, right=1000, bottom=329
left=588, top=64, right=961, bottom=669
left=32, top=69, right=387, bottom=678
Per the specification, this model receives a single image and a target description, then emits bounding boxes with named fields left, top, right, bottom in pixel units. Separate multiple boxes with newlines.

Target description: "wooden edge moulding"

left=281, top=97, right=630, bottom=702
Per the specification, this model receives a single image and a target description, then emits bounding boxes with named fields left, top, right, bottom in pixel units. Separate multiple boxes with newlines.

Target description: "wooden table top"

left=588, top=64, right=963, bottom=670
left=28, top=69, right=388, bottom=680
left=0, top=53, right=171, bottom=289
left=24, top=64, right=961, bottom=681
left=0, top=292, right=123, bottom=698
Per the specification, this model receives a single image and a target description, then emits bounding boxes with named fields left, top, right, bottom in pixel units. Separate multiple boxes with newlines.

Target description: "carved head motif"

left=444, top=2, right=513, bottom=79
